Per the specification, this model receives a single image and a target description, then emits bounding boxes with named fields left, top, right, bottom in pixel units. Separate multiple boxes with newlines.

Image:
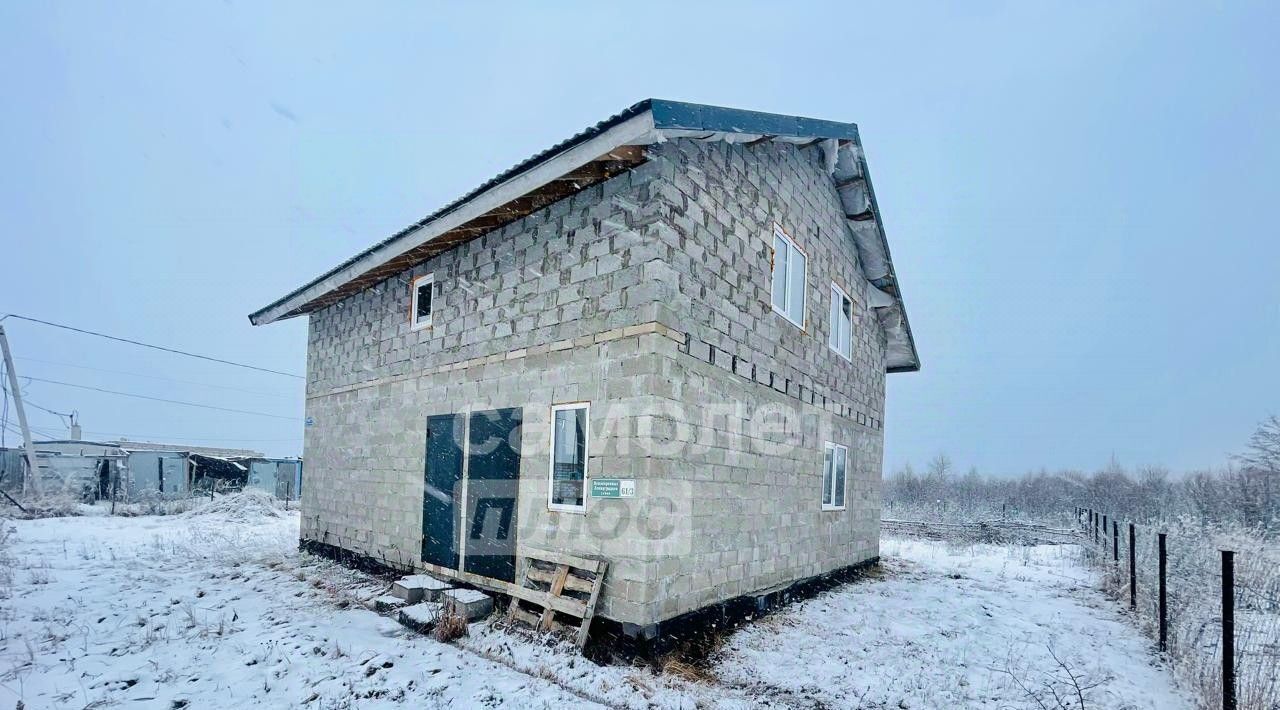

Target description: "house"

left=249, top=99, right=919, bottom=644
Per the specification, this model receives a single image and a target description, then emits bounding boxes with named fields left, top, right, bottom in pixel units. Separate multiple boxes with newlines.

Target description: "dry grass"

left=659, top=657, right=715, bottom=684
left=431, top=607, right=469, bottom=643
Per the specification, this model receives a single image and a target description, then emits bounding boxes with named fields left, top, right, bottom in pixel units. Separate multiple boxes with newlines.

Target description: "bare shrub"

left=8, top=491, right=83, bottom=519
left=994, top=643, right=1111, bottom=710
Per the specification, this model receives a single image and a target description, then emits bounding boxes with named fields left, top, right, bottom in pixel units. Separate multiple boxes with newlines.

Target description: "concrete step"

left=442, top=588, right=494, bottom=621
left=372, top=594, right=407, bottom=613
left=397, top=602, right=442, bottom=634
left=391, top=574, right=453, bottom=604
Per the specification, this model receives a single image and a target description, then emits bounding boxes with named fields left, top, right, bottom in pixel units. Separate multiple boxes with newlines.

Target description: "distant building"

left=0, top=439, right=302, bottom=502
left=244, top=457, right=303, bottom=500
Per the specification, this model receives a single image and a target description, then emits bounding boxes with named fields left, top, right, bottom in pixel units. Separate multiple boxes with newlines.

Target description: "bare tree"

left=1234, top=415, right=1280, bottom=529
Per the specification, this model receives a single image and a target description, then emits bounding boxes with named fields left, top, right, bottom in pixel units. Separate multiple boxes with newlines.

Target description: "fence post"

left=1158, top=532, right=1168, bottom=652
left=1102, top=514, right=1107, bottom=545
left=1112, top=520, right=1119, bottom=563
left=1222, top=549, right=1236, bottom=710
left=1128, top=523, right=1136, bottom=610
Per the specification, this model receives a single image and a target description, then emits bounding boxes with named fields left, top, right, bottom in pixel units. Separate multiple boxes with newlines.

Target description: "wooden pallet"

left=506, top=549, right=607, bottom=649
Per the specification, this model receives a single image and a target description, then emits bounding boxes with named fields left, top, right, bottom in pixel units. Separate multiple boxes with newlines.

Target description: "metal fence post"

left=1128, top=523, right=1136, bottom=609
left=1222, top=549, right=1236, bottom=710
left=1102, top=514, right=1107, bottom=545
left=1158, top=532, right=1168, bottom=652
left=1112, top=520, right=1119, bottom=563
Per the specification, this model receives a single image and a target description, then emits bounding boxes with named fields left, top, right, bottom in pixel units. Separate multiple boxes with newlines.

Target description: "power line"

left=22, top=376, right=302, bottom=421
left=3, top=420, right=59, bottom=441
left=0, top=314, right=304, bottom=379
left=15, top=355, right=297, bottom=399
left=19, top=397, right=73, bottom=421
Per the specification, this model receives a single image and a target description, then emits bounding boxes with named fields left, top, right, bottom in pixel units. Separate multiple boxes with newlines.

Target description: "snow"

left=0, top=509, right=1191, bottom=709
left=0, top=512, right=602, bottom=708
left=183, top=488, right=285, bottom=522
left=713, top=538, right=1193, bottom=709
left=399, top=602, right=442, bottom=626
left=396, top=574, right=451, bottom=591
left=445, top=588, right=491, bottom=604
left=373, top=594, right=407, bottom=610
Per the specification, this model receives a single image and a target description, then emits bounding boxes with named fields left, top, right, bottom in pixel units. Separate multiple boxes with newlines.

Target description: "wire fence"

left=1076, top=507, right=1280, bottom=710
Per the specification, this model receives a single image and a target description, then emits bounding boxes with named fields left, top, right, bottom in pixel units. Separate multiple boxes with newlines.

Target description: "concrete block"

left=391, top=574, right=453, bottom=603
left=372, top=594, right=406, bottom=613
left=442, top=588, right=494, bottom=621
left=397, top=602, right=442, bottom=633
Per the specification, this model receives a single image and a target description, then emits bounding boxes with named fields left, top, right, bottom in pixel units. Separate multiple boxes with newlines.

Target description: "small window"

left=770, top=225, right=806, bottom=327
left=549, top=403, right=589, bottom=512
left=829, top=283, right=853, bottom=361
left=411, top=274, right=434, bottom=330
left=822, top=442, right=848, bottom=510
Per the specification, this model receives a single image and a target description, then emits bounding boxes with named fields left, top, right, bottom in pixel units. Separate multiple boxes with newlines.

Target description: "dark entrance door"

left=465, top=407, right=522, bottom=583
left=422, top=413, right=465, bottom=570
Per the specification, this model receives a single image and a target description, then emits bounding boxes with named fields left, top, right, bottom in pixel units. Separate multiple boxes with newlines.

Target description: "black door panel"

left=465, top=407, right=522, bottom=583
left=422, top=413, right=464, bottom=570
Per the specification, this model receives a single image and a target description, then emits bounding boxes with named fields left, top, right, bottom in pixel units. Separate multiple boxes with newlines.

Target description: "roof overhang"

left=249, top=99, right=920, bottom=372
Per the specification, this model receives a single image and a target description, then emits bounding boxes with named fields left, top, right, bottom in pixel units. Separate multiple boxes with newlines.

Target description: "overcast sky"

left=1, top=1, right=1276, bottom=473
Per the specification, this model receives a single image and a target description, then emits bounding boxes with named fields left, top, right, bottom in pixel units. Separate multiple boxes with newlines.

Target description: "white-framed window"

left=822, top=442, right=848, bottom=510
left=410, top=273, right=434, bottom=331
left=770, top=224, right=806, bottom=328
left=829, top=283, right=853, bottom=361
left=548, top=402, right=589, bottom=512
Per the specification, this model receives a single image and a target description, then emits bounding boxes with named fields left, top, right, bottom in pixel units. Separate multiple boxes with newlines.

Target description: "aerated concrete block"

left=372, top=594, right=406, bottom=613
left=441, top=588, right=494, bottom=621
left=397, top=602, right=442, bottom=634
left=391, top=575, right=453, bottom=604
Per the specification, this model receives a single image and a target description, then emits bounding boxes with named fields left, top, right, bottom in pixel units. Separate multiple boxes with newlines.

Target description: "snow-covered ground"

left=714, top=538, right=1192, bottom=709
left=0, top=503, right=1190, bottom=708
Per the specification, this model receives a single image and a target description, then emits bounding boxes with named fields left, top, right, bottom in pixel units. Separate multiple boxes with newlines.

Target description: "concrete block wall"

left=643, top=138, right=888, bottom=425
left=631, top=139, right=887, bottom=622
left=302, top=330, right=675, bottom=621
left=304, top=157, right=677, bottom=399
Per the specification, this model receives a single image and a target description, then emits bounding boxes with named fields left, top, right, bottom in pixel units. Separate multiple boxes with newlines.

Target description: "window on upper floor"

left=829, top=283, right=853, bottom=361
left=770, top=224, right=806, bottom=328
left=822, top=442, right=848, bottom=510
left=411, top=273, right=434, bottom=330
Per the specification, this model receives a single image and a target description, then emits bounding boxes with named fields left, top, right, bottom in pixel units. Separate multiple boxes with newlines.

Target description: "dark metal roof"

left=649, top=100, right=860, bottom=140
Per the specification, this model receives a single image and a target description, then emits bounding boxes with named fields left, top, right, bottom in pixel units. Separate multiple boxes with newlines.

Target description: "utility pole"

left=0, top=325, right=42, bottom=495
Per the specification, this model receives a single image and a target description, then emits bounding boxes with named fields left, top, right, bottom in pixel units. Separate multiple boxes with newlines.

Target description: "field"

left=0, top=497, right=1189, bottom=709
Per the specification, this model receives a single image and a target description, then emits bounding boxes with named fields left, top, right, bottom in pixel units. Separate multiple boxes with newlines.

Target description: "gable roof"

left=249, top=99, right=919, bottom=372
